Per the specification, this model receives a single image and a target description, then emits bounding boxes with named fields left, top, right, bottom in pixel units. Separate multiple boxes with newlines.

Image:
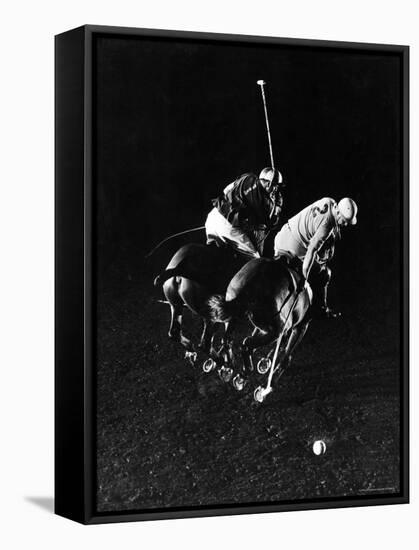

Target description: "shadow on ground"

left=25, top=497, right=54, bottom=514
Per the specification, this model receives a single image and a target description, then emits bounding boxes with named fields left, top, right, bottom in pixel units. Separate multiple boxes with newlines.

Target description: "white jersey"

left=275, top=198, right=339, bottom=261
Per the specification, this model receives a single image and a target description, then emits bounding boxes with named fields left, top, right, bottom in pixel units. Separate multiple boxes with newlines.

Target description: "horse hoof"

left=218, top=366, right=233, bottom=383
left=254, top=386, right=265, bottom=403
left=232, top=374, right=246, bottom=391
left=254, top=386, right=272, bottom=403
left=202, top=358, right=216, bottom=373
left=185, top=351, right=197, bottom=365
left=257, top=357, right=271, bottom=375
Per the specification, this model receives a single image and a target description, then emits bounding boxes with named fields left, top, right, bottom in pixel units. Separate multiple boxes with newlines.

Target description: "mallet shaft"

left=257, top=80, right=275, bottom=169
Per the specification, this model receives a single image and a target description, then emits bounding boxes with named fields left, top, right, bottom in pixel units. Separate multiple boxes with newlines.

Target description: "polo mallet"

left=257, top=79, right=280, bottom=224
left=145, top=225, right=205, bottom=258
left=257, top=79, right=275, bottom=169
left=254, top=289, right=301, bottom=403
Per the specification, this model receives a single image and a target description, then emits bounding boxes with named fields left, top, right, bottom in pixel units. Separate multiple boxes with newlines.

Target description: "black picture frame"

left=55, top=24, right=409, bottom=524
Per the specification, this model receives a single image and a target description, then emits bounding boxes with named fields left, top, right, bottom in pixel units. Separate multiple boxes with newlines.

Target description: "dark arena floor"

left=95, top=267, right=401, bottom=513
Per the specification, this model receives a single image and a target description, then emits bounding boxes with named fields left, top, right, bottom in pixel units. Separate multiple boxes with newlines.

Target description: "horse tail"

left=207, top=294, right=242, bottom=323
left=154, top=254, right=195, bottom=286
left=154, top=267, right=180, bottom=287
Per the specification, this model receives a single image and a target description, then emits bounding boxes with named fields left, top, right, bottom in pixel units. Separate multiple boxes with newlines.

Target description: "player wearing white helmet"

left=205, top=167, right=284, bottom=258
left=274, top=197, right=358, bottom=318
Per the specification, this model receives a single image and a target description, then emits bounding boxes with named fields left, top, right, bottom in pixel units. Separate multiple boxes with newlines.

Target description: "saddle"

left=275, top=253, right=303, bottom=279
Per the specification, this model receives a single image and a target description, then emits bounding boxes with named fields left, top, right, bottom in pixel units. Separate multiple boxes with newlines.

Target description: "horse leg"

left=169, top=304, right=195, bottom=352
left=242, top=326, right=277, bottom=374
left=164, top=278, right=195, bottom=353
left=199, top=319, right=218, bottom=354
left=220, top=319, right=237, bottom=366
left=209, top=330, right=221, bottom=361
left=205, top=317, right=233, bottom=364
left=177, top=277, right=218, bottom=362
left=212, top=319, right=240, bottom=383
left=275, top=319, right=311, bottom=381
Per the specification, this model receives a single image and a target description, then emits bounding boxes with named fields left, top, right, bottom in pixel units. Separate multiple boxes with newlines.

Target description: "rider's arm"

left=302, top=242, right=319, bottom=279
left=302, top=224, right=332, bottom=279
left=223, top=181, right=235, bottom=196
left=268, top=190, right=284, bottom=228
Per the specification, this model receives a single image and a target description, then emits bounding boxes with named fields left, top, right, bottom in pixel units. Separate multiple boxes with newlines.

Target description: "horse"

left=207, top=257, right=313, bottom=402
left=154, top=243, right=313, bottom=401
left=153, top=242, right=246, bottom=372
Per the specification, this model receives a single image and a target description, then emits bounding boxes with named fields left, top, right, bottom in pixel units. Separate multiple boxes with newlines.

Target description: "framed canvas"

left=55, top=25, right=409, bottom=524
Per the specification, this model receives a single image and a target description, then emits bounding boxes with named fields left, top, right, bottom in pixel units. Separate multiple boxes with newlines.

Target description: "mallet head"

left=257, top=79, right=266, bottom=86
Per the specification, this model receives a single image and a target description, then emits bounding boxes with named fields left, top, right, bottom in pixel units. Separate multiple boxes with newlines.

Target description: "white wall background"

left=0, top=1, right=416, bottom=548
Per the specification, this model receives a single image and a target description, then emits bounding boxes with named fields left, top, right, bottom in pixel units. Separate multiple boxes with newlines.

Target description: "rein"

left=272, top=268, right=298, bottom=321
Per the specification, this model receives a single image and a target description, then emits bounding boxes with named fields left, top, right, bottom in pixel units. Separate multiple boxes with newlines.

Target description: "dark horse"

left=207, top=257, right=313, bottom=401
left=155, top=243, right=313, bottom=400
left=154, top=243, right=246, bottom=365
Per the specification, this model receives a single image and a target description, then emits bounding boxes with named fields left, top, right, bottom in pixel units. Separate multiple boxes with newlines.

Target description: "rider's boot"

left=309, top=265, right=341, bottom=320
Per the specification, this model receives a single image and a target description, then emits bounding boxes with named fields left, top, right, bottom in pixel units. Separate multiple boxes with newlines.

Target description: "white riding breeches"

left=205, top=207, right=260, bottom=258
left=274, top=223, right=307, bottom=260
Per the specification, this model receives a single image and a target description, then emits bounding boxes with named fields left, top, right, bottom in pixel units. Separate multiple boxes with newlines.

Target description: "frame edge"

left=55, top=25, right=88, bottom=525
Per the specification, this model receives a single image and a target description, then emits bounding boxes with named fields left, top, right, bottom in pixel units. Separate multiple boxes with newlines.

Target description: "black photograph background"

left=94, top=34, right=403, bottom=512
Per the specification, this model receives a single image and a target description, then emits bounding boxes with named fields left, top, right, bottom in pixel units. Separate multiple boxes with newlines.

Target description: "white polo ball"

left=312, top=440, right=327, bottom=455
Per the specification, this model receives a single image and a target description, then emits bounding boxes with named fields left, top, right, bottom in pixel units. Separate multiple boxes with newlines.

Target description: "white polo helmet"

left=259, top=167, right=283, bottom=186
left=337, top=197, right=358, bottom=225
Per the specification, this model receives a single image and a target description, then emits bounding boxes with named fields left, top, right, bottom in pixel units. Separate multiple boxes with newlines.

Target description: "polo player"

left=205, top=167, right=285, bottom=258
left=274, top=197, right=358, bottom=318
